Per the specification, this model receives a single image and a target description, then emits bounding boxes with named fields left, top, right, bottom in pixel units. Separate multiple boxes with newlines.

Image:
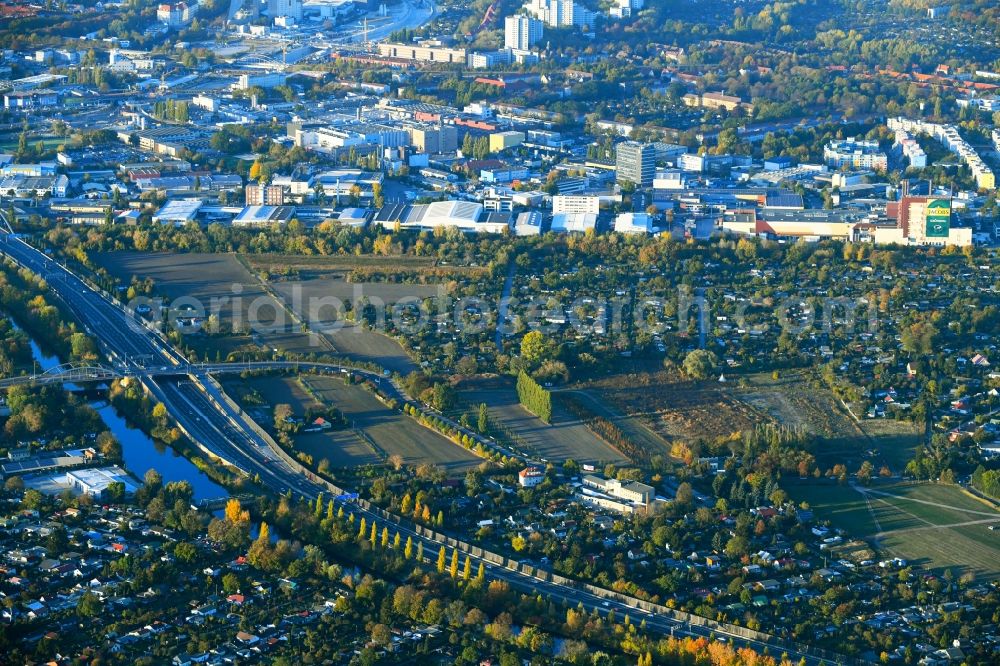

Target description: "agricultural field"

left=94, top=252, right=268, bottom=322
left=736, top=372, right=923, bottom=472
left=730, top=371, right=867, bottom=455
left=269, top=276, right=437, bottom=375
left=93, top=252, right=349, bottom=359
left=93, top=251, right=320, bottom=353
left=789, top=480, right=1000, bottom=579
left=300, top=374, right=482, bottom=474
left=271, top=275, right=444, bottom=307
left=222, top=375, right=381, bottom=469
left=457, top=377, right=629, bottom=465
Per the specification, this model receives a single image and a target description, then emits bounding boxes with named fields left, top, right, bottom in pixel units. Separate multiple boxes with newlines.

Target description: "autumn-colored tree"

left=247, top=522, right=274, bottom=570
left=224, top=498, right=249, bottom=525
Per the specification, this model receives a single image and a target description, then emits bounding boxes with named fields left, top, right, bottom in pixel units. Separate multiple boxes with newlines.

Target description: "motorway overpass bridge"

left=0, top=360, right=337, bottom=388
left=0, top=360, right=381, bottom=389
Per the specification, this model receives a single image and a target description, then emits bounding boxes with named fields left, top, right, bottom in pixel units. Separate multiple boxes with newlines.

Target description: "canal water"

left=18, top=322, right=227, bottom=501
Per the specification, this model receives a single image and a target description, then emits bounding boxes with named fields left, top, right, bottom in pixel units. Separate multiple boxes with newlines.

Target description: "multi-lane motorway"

left=0, top=230, right=861, bottom=665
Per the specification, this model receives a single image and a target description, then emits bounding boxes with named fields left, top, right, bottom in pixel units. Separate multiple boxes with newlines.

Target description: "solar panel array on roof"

left=764, top=193, right=805, bottom=209
left=373, top=203, right=410, bottom=224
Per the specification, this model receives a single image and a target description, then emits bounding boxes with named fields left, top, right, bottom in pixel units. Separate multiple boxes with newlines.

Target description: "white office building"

left=552, top=194, right=600, bottom=214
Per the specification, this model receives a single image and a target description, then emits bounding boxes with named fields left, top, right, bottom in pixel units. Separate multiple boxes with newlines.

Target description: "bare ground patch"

left=457, top=376, right=629, bottom=465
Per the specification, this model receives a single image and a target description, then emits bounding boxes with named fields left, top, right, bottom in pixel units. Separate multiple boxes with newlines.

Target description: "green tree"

left=477, top=402, right=489, bottom=434
left=682, top=349, right=717, bottom=379
left=21, top=489, right=44, bottom=511
left=76, top=591, right=102, bottom=618
left=174, top=541, right=198, bottom=563
left=105, top=481, right=126, bottom=503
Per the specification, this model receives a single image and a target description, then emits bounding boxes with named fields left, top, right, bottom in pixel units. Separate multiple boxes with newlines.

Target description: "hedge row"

left=516, top=371, right=552, bottom=423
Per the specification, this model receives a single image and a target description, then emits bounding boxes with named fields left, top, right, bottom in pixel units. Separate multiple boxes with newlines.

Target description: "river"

left=17, top=322, right=227, bottom=502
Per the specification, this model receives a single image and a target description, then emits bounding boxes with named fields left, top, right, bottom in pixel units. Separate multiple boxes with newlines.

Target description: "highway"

left=0, top=229, right=861, bottom=665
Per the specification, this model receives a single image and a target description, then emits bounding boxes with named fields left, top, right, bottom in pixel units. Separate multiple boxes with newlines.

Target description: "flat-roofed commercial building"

left=489, top=131, right=525, bottom=153
left=579, top=474, right=655, bottom=513
left=65, top=466, right=138, bottom=499
left=882, top=196, right=972, bottom=247
left=232, top=205, right=296, bottom=227
left=683, top=91, right=753, bottom=112
left=407, top=124, right=458, bottom=154
left=373, top=200, right=508, bottom=234
left=153, top=198, right=203, bottom=225
left=377, top=42, right=467, bottom=64
left=552, top=194, right=600, bottom=214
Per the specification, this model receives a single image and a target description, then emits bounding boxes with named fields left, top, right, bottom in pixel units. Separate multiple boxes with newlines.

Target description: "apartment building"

left=823, top=139, right=888, bottom=171
left=504, top=14, right=544, bottom=50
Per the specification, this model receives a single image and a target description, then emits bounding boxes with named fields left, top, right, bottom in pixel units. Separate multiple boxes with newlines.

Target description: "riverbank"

left=10, top=315, right=229, bottom=501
